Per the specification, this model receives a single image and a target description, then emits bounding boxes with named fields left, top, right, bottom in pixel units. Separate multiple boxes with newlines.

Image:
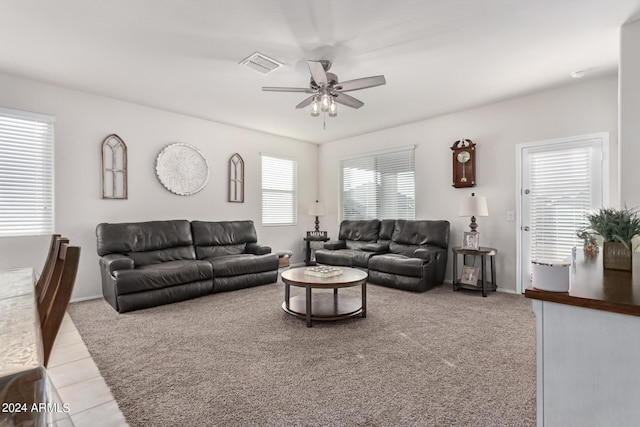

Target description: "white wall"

left=0, top=72, right=319, bottom=300
left=319, top=76, right=618, bottom=292
left=0, top=72, right=620, bottom=298
left=620, top=18, right=640, bottom=208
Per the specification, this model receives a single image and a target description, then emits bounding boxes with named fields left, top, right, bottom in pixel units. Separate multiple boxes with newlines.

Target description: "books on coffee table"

left=304, top=266, right=343, bottom=278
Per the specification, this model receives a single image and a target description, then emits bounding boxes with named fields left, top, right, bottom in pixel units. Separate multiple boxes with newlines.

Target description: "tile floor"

left=47, top=313, right=128, bottom=426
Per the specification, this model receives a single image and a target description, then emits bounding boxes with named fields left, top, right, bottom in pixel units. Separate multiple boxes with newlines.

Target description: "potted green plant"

left=586, top=206, right=640, bottom=271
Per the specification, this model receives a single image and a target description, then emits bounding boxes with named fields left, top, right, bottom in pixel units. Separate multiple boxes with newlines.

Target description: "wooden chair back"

left=37, top=237, right=69, bottom=323
left=41, top=244, right=81, bottom=367
left=35, top=234, right=61, bottom=300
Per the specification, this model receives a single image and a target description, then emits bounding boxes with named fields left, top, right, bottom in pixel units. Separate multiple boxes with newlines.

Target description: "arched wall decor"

left=228, top=153, right=244, bottom=203
left=155, top=143, right=209, bottom=196
left=101, top=134, right=128, bottom=199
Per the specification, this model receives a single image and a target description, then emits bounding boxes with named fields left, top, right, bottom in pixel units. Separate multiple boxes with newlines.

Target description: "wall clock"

left=156, top=143, right=209, bottom=195
left=450, top=139, right=476, bottom=188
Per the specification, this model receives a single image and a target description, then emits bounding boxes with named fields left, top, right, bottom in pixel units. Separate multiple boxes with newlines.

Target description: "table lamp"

left=459, top=193, right=489, bottom=232
left=308, top=200, right=325, bottom=232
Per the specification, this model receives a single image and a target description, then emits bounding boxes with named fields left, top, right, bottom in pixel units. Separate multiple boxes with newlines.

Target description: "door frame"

left=515, top=132, right=610, bottom=294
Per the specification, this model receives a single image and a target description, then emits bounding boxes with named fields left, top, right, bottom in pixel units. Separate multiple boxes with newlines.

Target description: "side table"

left=451, top=246, right=498, bottom=297
left=304, top=236, right=330, bottom=266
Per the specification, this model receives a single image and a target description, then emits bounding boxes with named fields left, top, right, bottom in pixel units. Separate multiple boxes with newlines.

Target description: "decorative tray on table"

left=304, top=266, right=343, bottom=278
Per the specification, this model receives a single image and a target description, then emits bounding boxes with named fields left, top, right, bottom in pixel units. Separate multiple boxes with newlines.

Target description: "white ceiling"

left=1, top=0, right=639, bottom=144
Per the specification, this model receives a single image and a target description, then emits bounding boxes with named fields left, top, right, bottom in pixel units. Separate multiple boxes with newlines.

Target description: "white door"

left=516, top=133, right=608, bottom=293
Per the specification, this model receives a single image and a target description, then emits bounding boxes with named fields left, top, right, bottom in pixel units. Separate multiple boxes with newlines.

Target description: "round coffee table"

left=281, top=267, right=368, bottom=327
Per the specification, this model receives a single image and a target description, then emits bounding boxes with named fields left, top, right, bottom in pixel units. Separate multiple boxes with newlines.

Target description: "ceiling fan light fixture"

left=320, top=92, right=331, bottom=112
left=311, top=98, right=320, bottom=117
left=329, top=100, right=337, bottom=117
left=262, top=59, right=386, bottom=123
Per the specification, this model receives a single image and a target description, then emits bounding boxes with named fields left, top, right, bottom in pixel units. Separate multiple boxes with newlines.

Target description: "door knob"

left=523, top=226, right=530, bottom=231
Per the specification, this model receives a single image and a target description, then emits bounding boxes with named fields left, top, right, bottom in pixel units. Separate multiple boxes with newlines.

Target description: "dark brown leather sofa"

left=315, top=219, right=450, bottom=292
left=96, top=220, right=278, bottom=313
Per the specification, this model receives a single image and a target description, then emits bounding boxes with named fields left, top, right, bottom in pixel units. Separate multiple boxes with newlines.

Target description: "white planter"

left=532, top=259, right=571, bottom=292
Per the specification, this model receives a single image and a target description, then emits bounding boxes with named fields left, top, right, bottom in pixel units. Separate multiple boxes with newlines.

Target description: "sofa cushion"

left=316, top=249, right=353, bottom=267
left=207, top=253, right=278, bottom=277
left=352, top=250, right=379, bottom=269
left=391, top=219, right=450, bottom=250
left=113, top=260, right=213, bottom=295
left=389, top=219, right=450, bottom=256
left=97, top=220, right=193, bottom=257
left=377, top=219, right=396, bottom=245
left=196, top=244, right=247, bottom=259
left=368, top=254, right=425, bottom=278
left=127, top=246, right=197, bottom=267
left=338, top=220, right=381, bottom=248
left=191, top=220, right=258, bottom=259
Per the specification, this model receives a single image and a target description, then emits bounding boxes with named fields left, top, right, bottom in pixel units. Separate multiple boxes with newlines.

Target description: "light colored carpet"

left=68, top=281, right=536, bottom=426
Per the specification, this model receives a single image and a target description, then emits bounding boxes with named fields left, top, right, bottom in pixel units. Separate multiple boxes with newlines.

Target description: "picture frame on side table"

left=462, top=231, right=479, bottom=250
left=460, top=265, right=479, bottom=286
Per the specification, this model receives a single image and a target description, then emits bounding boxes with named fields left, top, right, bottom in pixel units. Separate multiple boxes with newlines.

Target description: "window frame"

left=261, top=153, right=298, bottom=227
left=0, top=107, right=55, bottom=238
left=340, top=146, right=416, bottom=221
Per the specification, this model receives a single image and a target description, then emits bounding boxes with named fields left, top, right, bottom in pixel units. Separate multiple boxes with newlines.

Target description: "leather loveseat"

left=315, top=219, right=450, bottom=292
left=96, top=220, right=278, bottom=313
left=314, top=220, right=390, bottom=269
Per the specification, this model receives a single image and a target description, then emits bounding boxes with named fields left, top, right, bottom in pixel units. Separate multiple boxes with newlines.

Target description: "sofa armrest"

left=100, top=254, right=135, bottom=274
left=362, top=242, right=390, bottom=253
left=413, top=248, right=432, bottom=262
left=323, top=241, right=347, bottom=250
left=246, top=242, right=272, bottom=255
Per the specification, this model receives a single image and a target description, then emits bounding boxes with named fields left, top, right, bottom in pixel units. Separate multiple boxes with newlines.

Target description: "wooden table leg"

left=481, top=254, right=487, bottom=297
left=491, top=255, right=497, bottom=291
left=452, top=250, right=459, bottom=291
left=285, top=282, right=290, bottom=309
left=362, top=281, right=367, bottom=318
left=306, top=286, right=312, bottom=327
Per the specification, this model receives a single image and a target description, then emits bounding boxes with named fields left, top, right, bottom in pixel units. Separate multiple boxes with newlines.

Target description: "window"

left=526, top=141, right=603, bottom=262
left=0, top=108, right=54, bottom=237
left=261, top=154, right=297, bottom=226
left=341, top=146, right=415, bottom=220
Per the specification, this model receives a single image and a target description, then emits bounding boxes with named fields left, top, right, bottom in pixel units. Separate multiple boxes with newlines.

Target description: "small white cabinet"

left=532, top=300, right=640, bottom=426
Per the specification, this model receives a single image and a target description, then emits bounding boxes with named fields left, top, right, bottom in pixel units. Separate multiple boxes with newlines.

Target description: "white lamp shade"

left=459, top=195, right=489, bottom=217
left=308, top=201, right=326, bottom=216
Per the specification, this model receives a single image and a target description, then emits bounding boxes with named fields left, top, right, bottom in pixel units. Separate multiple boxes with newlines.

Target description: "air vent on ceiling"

left=240, top=52, right=283, bottom=75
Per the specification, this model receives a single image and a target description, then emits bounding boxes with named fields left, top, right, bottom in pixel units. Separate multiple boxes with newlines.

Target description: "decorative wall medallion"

left=101, top=134, right=128, bottom=199
left=155, top=143, right=209, bottom=195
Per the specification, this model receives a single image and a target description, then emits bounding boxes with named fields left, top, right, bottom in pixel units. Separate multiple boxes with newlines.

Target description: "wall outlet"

left=507, top=211, right=515, bottom=221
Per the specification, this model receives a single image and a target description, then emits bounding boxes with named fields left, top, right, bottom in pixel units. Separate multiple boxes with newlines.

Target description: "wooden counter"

left=525, top=251, right=640, bottom=316
left=525, top=252, right=640, bottom=427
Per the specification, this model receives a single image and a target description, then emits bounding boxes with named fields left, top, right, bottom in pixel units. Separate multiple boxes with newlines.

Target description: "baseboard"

left=70, top=294, right=103, bottom=303
left=496, top=288, right=518, bottom=295
left=444, top=278, right=520, bottom=295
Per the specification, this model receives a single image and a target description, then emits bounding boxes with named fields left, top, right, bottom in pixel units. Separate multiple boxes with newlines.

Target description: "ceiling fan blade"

left=336, top=75, right=386, bottom=92
left=333, top=92, right=364, bottom=109
left=308, top=60, right=328, bottom=87
left=262, top=87, right=315, bottom=93
left=295, top=96, right=316, bottom=109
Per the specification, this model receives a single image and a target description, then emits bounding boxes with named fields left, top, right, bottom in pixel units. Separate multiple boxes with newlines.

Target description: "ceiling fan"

left=262, top=60, right=386, bottom=117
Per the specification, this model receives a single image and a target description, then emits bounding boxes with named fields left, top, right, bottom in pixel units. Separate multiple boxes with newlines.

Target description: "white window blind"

left=261, top=154, right=297, bottom=226
left=341, top=147, right=415, bottom=220
left=529, top=146, right=598, bottom=262
left=0, top=108, right=54, bottom=237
